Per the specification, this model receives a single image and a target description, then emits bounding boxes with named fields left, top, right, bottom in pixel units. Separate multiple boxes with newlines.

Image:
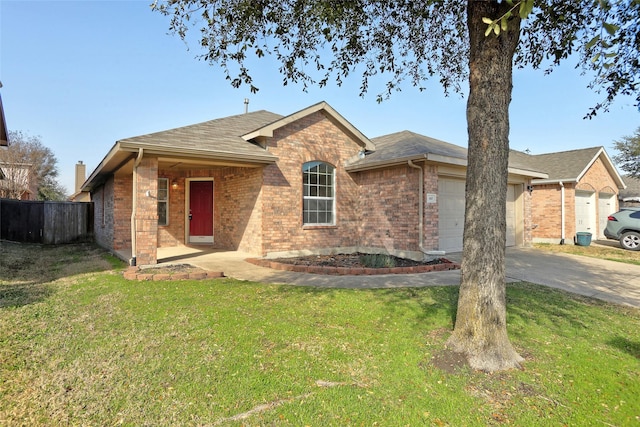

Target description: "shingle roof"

left=348, top=130, right=546, bottom=178
left=119, top=110, right=283, bottom=158
left=620, top=175, right=640, bottom=199
left=367, top=130, right=468, bottom=163
left=344, top=130, right=468, bottom=171
left=509, top=147, right=604, bottom=182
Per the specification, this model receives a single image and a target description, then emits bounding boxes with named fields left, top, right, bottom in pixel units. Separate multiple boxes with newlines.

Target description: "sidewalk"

left=158, top=246, right=640, bottom=308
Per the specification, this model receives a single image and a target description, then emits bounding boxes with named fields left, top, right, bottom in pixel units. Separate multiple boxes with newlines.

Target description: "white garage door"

left=438, top=179, right=466, bottom=252
left=438, top=179, right=517, bottom=252
left=598, top=193, right=616, bottom=238
left=575, top=190, right=596, bottom=234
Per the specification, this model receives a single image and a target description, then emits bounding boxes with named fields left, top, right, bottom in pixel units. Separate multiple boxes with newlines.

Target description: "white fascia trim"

left=81, top=142, right=123, bottom=191
left=119, top=141, right=277, bottom=164
left=532, top=178, right=578, bottom=185
left=508, top=167, right=548, bottom=179
left=426, top=153, right=468, bottom=166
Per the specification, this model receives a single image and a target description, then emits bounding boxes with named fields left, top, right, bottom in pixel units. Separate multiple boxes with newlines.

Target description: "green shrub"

left=359, top=253, right=396, bottom=268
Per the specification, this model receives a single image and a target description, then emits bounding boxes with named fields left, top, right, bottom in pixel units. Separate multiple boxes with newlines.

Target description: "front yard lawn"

left=1, top=242, right=638, bottom=426
left=534, top=241, right=640, bottom=265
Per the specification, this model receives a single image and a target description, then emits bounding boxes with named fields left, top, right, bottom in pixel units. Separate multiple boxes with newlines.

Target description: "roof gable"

left=512, top=147, right=625, bottom=189
left=242, top=101, right=375, bottom=151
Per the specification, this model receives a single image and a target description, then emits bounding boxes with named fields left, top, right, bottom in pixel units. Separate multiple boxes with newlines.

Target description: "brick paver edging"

left=245, top=258, right=460, bottom=275
left=123, top=266, right=224, bottom=281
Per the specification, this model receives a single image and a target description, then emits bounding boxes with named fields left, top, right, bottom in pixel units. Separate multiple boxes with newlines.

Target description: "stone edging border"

left=246, top=258, right=460, bottom=276
left=123, top=266, right=224, bottom=281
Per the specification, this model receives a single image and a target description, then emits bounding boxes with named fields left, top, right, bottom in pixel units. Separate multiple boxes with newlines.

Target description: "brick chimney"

left=75, top=161, right=86, bottom=193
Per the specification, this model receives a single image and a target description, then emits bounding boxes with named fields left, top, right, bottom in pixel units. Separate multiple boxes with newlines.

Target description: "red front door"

left=189, top=181, right=213, bottom=243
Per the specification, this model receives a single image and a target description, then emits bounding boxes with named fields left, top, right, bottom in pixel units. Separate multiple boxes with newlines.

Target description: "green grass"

left=534, top=241, right=640, bottom=265
left=1, top=243, right=639, bottom=426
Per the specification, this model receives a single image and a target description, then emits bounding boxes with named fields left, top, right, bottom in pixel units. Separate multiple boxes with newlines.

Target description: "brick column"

left=134, top=157, right=158, bottom=265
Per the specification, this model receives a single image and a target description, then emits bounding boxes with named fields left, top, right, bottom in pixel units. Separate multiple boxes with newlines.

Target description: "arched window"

left=302, top=161, right=335, bottom=225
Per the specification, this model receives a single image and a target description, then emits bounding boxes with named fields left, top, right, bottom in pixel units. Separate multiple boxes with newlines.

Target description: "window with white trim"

left=302, top=161, right=335, bottom=225
left=158, top=178, right=169, bottom=226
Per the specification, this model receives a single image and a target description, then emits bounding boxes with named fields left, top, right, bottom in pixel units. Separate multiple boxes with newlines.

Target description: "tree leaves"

left=153, top=0, right=639, bottom=116
left=612, top=127, right=640, bottom=179
left=482, top=0, right=533, bottom=36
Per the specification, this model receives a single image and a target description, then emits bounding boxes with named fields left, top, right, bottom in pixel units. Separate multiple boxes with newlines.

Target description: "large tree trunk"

left=445, top=0, right=523, bottom=372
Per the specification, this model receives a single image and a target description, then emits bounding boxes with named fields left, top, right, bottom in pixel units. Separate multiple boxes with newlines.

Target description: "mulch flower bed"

left=246, top=253, right=460, bottom=276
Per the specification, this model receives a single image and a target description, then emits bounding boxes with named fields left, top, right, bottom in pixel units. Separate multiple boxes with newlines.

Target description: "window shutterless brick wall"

left=260, top=111, right=362, bottom=255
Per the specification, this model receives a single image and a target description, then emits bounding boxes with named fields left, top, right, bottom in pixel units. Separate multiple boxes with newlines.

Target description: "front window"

left=303, top=161, right=335, bottom=225
left=158, top=178, right=168, bottom=226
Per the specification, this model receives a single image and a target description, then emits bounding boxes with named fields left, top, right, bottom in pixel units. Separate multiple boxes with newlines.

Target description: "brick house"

left=510, top=147, right=626, bottom=244
left=82, top=102, right=544, bottom=265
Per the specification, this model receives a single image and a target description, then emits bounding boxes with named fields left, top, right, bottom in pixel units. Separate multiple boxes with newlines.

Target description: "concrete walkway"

left=156, top=246, right=640, bottom=308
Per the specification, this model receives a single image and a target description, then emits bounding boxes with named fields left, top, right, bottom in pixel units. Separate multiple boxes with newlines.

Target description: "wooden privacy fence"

left=0, top=199, right=94, bottom=244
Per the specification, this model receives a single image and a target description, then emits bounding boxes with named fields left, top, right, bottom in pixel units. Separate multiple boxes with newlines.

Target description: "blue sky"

left=1, top=0, right=638, bottom=195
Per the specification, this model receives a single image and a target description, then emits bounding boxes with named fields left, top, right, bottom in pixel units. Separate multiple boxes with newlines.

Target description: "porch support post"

left=134, top=157, right=158, bottom=265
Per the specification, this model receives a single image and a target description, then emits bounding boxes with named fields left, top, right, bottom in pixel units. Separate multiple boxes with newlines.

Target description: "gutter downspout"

left=559, top=181, right=565, bottom=245
left=408, top=160, right=431, bottom=259
left=130, top=148, right=144, bottom=265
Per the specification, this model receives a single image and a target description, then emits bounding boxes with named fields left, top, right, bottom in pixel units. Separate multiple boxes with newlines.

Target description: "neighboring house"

left=619, top=175, right=640, bottom=207
left=510, top=147, right=626, bottom=243
left=82, top=101, right=544, bottom=265
left=0, top=162, right=33, bottom=200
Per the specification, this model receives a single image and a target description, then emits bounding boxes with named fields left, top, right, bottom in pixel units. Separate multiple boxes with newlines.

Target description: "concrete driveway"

left=159, top=246, right=640, bottom=308
left=500, top=247, right=640, bottom=308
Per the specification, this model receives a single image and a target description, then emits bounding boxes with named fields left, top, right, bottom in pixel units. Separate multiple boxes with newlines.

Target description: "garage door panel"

left=575, top=191, right=596, bottom=234
left=438, top=179, right=517, bottom=253
left=438, top=179, right=465, bottom=252
left=597, top=193, right=615, bottom=238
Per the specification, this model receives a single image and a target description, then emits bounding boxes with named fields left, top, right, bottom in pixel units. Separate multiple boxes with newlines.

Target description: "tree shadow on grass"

left=505, top=282, right=603, bottom=337
left=0, top=241, right=119, bottom=308
left=607, top=336, right=640, bottom=359
left=0, top=283, right=54, bottom=308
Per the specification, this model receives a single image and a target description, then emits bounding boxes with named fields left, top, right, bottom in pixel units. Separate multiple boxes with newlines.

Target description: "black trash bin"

left=575, top=232, right=592, bottom=246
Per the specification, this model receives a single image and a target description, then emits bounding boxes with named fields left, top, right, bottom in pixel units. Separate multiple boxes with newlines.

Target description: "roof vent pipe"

left=244, top=98, right=249, bottom=114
